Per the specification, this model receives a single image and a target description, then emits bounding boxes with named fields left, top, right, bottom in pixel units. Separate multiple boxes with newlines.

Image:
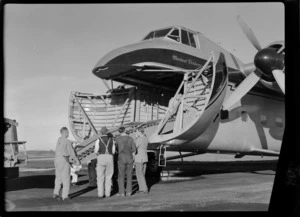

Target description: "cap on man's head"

left=100, top=126, right=108, bottom=135
left=118, top=127, right=125, bottom=133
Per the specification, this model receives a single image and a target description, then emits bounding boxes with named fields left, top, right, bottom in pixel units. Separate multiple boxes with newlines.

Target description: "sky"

left=4, top=3, right=284, bottom=151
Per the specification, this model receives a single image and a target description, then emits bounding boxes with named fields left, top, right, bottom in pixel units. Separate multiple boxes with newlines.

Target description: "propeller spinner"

left=222, top=16, right=285, bottom=112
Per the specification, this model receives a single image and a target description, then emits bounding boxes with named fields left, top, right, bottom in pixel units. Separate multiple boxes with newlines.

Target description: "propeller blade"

left=272, top=70, right=285, bottom=94
left=237, top=15, right=262, bottom=51
left=277, top=45, right=285, bottom=54
left=223, top=71, right=262, bottom=110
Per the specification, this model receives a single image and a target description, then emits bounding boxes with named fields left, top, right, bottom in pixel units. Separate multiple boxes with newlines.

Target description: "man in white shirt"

left=134, top=127, right=149, bottom=194
left=94, top=127, right=115, bottom=198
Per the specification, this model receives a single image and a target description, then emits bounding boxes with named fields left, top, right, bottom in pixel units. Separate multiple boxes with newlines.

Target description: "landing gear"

left=146, top=152, right=162, bottom=177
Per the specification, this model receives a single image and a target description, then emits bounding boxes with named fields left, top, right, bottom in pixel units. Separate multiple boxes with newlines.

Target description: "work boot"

left=53, top=194, right=62, bottom=200
left=116, top=193, right=125, bottom=197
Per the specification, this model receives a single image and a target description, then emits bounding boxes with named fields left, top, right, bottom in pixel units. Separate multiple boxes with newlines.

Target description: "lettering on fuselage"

left=172, top=55, right=202, bottom=67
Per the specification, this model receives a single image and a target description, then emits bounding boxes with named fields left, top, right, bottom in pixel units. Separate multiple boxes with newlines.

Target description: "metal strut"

left=73, top=95, right=98, bottom=135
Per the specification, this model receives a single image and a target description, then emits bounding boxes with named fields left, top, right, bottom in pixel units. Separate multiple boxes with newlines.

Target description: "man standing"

left=115, top=127, right=136, bottom=196
left=84, top=136, right=97, bottom=188
left=94, top=127, right=115, bottom=198
left=53, top=127, right=80, bottom=201
left=87, top=159, right=97, bottom=188
left=134, top=127, right=149, bottom=194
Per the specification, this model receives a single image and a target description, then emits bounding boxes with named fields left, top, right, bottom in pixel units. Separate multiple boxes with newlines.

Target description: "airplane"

left=68, top=16, right=284, bottom=176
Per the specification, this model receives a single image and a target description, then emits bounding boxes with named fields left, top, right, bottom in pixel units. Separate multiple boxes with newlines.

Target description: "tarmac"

left=5, top=154, right=278, bottom=211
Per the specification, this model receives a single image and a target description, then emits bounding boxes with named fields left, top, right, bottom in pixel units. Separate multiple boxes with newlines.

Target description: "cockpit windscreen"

left=143, top=28, right=173, bottom=40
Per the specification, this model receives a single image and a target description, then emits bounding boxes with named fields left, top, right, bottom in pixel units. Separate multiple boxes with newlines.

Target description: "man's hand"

left=69, top=157, right=80, bottom=166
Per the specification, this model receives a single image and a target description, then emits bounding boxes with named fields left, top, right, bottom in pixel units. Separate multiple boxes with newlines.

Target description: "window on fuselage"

left=143, top=28, right=172, bottom=40
left=167, top=28, right=180, bottom=42
left=188, top=32, right=197, bottom=48
left=181, top=29, right=190, bottom=46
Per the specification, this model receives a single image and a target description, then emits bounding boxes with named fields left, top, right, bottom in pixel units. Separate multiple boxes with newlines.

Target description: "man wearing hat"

left=94, top=127, right=115, bottom=198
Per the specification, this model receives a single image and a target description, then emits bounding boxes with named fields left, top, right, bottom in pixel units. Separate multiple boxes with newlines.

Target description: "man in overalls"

left=53, top=127, right=80, bottom=200
left=94, top=127, right=115, bottom=198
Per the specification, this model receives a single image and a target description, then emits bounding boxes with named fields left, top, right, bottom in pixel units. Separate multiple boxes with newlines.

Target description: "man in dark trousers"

left=84, top=136, right=97, bottom=188
left=115, top=127, right=136, bottom=196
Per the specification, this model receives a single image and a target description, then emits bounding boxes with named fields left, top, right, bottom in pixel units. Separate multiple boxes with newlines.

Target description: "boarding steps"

left=148, top=52, right=217, bottom=143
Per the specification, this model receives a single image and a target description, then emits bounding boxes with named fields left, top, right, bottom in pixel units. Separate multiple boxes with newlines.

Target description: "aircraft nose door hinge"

left=220, top=108, right=229, bottom=120
left=158, top=144, right=167, bottom=167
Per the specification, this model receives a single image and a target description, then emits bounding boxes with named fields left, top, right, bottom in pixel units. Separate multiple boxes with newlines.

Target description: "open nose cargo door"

left=149, top=51, right=227, bottom=144
left=69, top=51, right=227, bottom=164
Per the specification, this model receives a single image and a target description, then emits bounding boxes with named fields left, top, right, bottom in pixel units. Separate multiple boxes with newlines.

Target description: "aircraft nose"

left=92, top=45, right=136, bottom=80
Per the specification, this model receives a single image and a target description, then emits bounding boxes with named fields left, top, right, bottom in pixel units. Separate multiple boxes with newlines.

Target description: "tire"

left=146, top=152, right=162, bottom=177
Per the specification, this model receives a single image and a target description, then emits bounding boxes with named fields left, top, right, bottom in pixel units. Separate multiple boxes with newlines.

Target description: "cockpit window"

left=181, top=29, right=197, bottom=48
left=181, top=29, right=190, bottom=46
left=167, top=28, right=180, bottom=42
left=143, top=28, right=172, bottom=40
left=188, top=32, right=196, bottom=48
left=143, top=26, right=198, bottom=48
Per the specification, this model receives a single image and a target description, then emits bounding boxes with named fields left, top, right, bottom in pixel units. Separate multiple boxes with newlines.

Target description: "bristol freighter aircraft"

left=68, top=16, right=285, bottom=175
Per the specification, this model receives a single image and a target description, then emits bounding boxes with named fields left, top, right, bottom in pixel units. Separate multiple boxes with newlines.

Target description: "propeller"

left=222, top=16, right=285, bottom=111
left=237, top=15, right=262, bottom=51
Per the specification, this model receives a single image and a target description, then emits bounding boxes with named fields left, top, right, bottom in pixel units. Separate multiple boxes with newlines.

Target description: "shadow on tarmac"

left=5, top=160, right=277, bottom=193
left=69, top=187, right=97, bottom=199
left=6, top=175, right=55, bottom=192
left=164, top=160, right=278, bottom=177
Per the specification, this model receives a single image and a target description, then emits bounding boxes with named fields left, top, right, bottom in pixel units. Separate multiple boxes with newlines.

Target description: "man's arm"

left=66, top=141, right=80, bottom=165
left=56, top=138, right=61, bottom=146
left=135, top=137, right=141, bottom=149
left=94, top=139, right=100, bottom=154
left=115, top=138, right=121, bottom=153
left=131, top=138, right=137, bottom=153
left=112, top=140, right=116, bottom=154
